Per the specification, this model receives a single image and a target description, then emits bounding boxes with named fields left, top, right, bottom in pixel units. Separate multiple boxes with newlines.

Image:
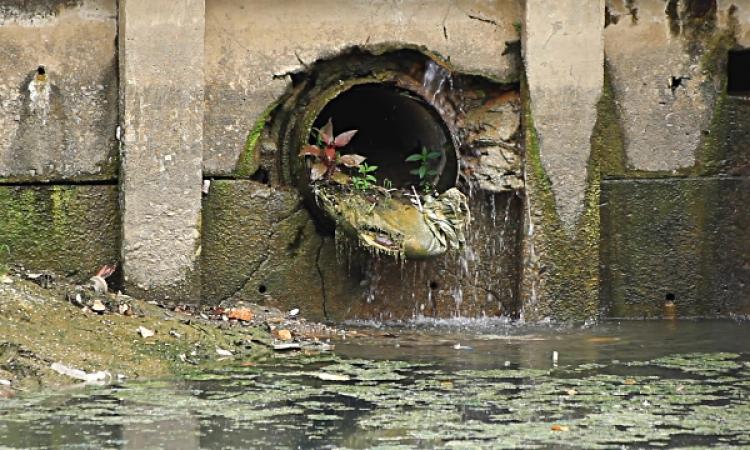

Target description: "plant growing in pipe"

left=299, top=119, right=364, bottom=183
left=406, top=146, right=441, bottom=192
left=352, top=163, right=379, bottom=191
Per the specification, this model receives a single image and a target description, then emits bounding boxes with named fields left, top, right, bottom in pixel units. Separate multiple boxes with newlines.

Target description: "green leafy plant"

left=300, top=119, right=364, bottom=182
left=352, top=163, right=378, bottom=191
left=406, top=146, right=441, bottom=191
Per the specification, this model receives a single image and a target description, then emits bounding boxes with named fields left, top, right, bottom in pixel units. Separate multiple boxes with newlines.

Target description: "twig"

left=411, top=186, right=423, bottom=212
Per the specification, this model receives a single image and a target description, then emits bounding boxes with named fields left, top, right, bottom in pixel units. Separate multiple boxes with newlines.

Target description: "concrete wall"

left=0, top=0, right=118, bottom=181
left=598, top=0, right=750, bottom=317
left=204, top=0, right=522, bottom=175
left=0, top=0, right=749, bottom=321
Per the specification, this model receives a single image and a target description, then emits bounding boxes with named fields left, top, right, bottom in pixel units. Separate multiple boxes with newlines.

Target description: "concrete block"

left=0, top=185, right=119, bottom=280
left=201, top=180, right=362, bottom=321
left=0, top=0, right=118, bottom=181
left=119, top=0, right=205, bottom=301
left=600, top=177, right=750, bottom=317
left=604, top=0, right=723, bottom=171
left=203, top=0, right=523, bottom=175
left=524, top=0, right=604, bottom=228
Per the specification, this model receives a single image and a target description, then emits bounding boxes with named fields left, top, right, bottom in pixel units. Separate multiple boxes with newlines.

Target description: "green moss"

left=699, top=23, right=736, bottom=80
left=0, top=186, right=119, bottom=280
left=234, top=101, right=280, bottom=177
left=522, top=77, right=601, bottom=321
left=597, top=70, right=628, bottom=177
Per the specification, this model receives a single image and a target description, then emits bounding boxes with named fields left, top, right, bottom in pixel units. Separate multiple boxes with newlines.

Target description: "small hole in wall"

left=727, top=49, right=750, bottom=96
left=665, top=292, right=676, bottom=301
left=429, top=281, right=439, bottom=290
left=258, top=284, right=267, bottom=294
left=250, top=167, right=269, bottom=185
left=36, top=66, right=45, bottom=75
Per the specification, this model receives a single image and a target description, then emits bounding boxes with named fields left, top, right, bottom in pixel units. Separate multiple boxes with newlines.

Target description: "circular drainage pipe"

left=286, top=78, right=459, bottom=199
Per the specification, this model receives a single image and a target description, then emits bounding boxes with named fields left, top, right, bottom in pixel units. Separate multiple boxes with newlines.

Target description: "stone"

left=464, top=99, right=521, bottom=145
left=118, top=0, right=205, bottom=302
left=471, top=146, right=523, bottom=193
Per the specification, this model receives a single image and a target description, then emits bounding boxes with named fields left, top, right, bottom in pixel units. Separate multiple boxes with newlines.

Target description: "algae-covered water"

left=1, top=320, right=750, bottom=449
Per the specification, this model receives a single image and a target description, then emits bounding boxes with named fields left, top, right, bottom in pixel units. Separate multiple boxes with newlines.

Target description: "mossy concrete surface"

left=0, top=185, right=119, bottom=282
left=519, top=81, right=601, bottom=322
left=600, top=177, right=750, bottom=318
left=201, top=180, right=362, bottom=321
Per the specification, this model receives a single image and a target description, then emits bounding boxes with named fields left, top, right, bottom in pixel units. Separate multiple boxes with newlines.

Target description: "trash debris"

left=26, top=272, right=54, bottom=288
left=51, top=362, right=110, bottom=383
left=202, top=179, right=211, bottom=194
left=551, top=424, right=570, bottom=432
left=0, top=379, right=10, bottom=386
left=227, top=308, right=253, bottom=322
left=552, top=350, right=559, bottom=367
left=274, top=329, right=293, bottom=341
left=95, top=263, right=117, bottom=279
left=91, top=299, right=106, bottom=313
left=272, top=342, right=301, bottom=351
left=216, top=348, right=233, bottom=357
left=90, top=276, right=108, bottom=294
left=137, top=326, right=155, bottom=338
left=453, top=343, right=472, bottom=350
left=313, top=372, right=350, bottom=381
left=289, top=308, right=300, bottom=317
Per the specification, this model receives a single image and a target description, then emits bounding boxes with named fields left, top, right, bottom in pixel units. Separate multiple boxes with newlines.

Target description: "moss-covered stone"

left=520, top=79, right=600, bottom=322
left=234, top=101, right=279, bottom=178
left=600, top=177, right=750, bottom=317
left=0, top=185, right=119, bottom=281
left=201, top=180, right=364, bottom=320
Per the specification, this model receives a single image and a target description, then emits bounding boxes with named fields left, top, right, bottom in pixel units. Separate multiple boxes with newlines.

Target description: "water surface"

left=1, top=319, right=749, bottom=449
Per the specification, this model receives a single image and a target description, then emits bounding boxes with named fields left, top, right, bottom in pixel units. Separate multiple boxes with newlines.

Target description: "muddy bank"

left=0, top=271, right=340, bottom=395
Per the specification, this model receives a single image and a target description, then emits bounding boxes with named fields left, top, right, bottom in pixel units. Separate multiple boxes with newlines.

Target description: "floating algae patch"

left=2, top=334, right=750, bottom=448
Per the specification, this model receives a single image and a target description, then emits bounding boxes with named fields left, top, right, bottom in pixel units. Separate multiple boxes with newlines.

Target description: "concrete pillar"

left=523, top=0, right=604, bottom=229
left=118, top=0, right=204, bottom=301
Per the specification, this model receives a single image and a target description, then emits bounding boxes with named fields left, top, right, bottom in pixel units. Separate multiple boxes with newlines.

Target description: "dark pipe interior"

left=311, top=84, right=455, bottom=190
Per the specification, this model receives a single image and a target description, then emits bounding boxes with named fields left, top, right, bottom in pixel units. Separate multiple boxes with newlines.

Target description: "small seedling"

left=406, top=146, right=441, bottom=191
left=352, top=163, right=378, bottom=191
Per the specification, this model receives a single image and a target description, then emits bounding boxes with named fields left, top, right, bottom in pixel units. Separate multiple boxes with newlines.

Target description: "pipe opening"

left=310, top=84, right=457, bottom=191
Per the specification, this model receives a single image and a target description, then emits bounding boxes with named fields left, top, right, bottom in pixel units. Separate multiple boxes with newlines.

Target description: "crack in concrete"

left=467, top=14, right=499, bottom=27
left=222, top=203, right=305, bottom=302
left=315, top=238, right=328, bottom=320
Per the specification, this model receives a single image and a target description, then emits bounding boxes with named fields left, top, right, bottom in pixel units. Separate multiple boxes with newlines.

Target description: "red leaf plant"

left=299, top=119, right=364, bottom=182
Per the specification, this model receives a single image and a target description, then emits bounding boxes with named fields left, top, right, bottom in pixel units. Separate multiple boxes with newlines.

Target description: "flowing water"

left=2, top=319, right=750, bottom=449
